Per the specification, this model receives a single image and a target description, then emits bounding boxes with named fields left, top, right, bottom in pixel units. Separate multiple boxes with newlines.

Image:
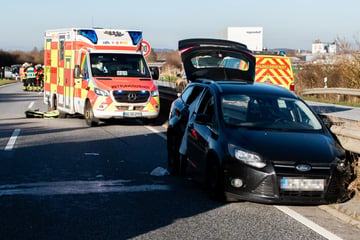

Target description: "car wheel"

left=85, top=101, right=98, bottom=127
left=142, top=118, right=157, bottom=125
left=179, top=154, right=187, bottom=176
left=206, top=158, right=225, bottom=201
left=167, top=129, right=181, bottom=175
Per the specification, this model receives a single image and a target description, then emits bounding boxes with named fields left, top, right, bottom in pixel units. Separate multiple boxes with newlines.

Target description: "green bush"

left=159, top=74, right=179, bottom=82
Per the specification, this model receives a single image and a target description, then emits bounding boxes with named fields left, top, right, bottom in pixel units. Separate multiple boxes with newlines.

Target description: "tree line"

left=0, top=48, right=44, bottom=67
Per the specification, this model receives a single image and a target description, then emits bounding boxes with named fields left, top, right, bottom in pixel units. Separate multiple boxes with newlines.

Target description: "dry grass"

left=349, top=155, right=360, bottom=199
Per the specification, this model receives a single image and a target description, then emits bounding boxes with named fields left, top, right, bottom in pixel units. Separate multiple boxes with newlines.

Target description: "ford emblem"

left=296, top=164, right=312, bottom=172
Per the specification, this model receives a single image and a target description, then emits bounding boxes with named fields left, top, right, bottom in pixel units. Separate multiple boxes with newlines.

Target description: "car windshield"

left=90, top=53, right=151, bottom=78
left=221, top=94, right=323, bottom=131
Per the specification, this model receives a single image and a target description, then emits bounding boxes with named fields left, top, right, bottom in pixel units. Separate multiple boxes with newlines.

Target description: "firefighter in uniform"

left=35, top=65, right=44, bottom=91
left=26, top=64, right=36, bottom=91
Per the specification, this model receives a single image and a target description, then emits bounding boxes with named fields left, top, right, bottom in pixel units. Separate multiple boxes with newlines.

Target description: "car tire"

left=179, top=154, right=187, bottom=176
left=167, top=129, right=181, bottom=175
left=206, top=158, right=225, bottom=201
left=85, top=101, right=98, bottom=127
left=142, top=118, right=157, bottom=125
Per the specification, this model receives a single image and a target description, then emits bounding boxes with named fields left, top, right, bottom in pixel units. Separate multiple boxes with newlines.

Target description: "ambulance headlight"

left=94, top=88, right=110, bottom=96
left=151, top=89, right=159, bottom=97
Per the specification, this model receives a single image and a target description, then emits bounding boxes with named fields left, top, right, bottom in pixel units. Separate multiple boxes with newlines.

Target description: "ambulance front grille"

left=116, top=106, right=145, bottom=111
left=112, top=90, right=150, bottom=103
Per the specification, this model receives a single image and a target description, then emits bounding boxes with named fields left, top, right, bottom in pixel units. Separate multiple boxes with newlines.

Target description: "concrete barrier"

left=331, top=125, right=360, bottom=154
left=308, top=102, right=360, bottom=154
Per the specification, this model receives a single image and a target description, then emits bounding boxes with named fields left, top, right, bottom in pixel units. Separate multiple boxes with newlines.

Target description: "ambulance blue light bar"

left=78, top=29, right=98, bottom=44
left=128, top=31, right=142, bottom=45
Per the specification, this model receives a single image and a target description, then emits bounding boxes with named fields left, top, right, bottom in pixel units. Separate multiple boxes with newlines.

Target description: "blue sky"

left=1, top=0, right=359, bottom=51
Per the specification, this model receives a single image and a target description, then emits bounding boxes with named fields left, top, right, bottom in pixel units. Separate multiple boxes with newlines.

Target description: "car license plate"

left=280, top=177, right=325, bottom=191
left=123, top=111, right=142, bottom=118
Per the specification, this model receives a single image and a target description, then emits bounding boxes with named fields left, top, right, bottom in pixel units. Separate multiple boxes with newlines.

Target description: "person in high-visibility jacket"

left=22, top=64, right=29, bottom=91
left=35, top=65, right=44, bottom=91
left=26, top=64, right=36, bottom=91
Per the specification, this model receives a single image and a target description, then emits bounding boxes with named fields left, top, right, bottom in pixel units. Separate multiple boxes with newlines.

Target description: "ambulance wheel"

left=85, top=101, right=98, bottom=127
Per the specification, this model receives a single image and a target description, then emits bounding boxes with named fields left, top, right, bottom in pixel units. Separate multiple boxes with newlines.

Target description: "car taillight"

left=289, top=83, right=295, bottom=92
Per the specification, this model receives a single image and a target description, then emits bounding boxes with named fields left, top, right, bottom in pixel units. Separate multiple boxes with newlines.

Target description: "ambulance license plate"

left=123, top=111, right=142, bottom=118
left=280, top=177, right=325, bottom=191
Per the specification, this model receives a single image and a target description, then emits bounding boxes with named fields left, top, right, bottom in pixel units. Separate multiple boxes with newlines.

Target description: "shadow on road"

left=0, top=118, right=222, bottom=240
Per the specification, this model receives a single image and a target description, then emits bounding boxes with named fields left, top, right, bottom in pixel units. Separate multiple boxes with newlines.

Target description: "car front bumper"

left=223, top=159, right=345, bottom=204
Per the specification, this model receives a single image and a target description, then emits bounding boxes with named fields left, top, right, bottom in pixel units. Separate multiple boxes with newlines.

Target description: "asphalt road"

left=0, top=82, right=359, bottom=240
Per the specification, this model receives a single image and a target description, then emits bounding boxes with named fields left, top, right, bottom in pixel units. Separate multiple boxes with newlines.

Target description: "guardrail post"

left=324, top=77, right=327, bottom=88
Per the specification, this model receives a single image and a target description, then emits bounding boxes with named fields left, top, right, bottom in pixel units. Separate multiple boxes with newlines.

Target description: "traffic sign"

left=142, top=40, right=151, bottom=56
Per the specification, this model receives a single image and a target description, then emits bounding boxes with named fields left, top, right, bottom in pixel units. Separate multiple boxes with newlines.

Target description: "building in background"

left=312, top=39, right=338, bottom=54
left=219, top=27, right=263, bottom=51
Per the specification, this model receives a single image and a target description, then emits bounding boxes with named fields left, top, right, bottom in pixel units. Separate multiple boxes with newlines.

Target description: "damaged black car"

left=167, top=38, right=355, bottom=204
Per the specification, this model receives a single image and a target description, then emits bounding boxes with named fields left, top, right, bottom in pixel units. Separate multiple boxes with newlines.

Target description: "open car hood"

left=179, top=39, right=255, bottom=83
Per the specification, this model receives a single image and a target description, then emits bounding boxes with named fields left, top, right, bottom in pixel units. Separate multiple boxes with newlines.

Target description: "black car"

left=167, top=39, right=255, bottom=175
left=167, top=39, right=355, bottom=204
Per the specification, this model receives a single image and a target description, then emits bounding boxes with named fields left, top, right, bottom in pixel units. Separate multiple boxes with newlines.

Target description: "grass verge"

left=303, top=96, right=360, bottom=108
left=0, top=79, right=17, bottom=86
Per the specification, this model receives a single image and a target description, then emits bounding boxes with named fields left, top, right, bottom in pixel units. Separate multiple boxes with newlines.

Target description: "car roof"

left=209, top=82, right=298, bottom=98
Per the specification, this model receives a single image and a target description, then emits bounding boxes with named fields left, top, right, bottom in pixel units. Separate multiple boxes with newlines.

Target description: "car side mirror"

left=151, top=67, right=159, bottom=80
left=195, top=113, right=212, bottom=125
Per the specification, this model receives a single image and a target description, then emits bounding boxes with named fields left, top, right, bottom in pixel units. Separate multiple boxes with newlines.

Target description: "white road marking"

left=145, top=125, right=344, bottom=240
left=0, top=180, right=171, bottom=196
left=144, top=126, right=166, bottom=140
left=275, top=206, right=343, bottom=240
left=5, top=129, right=21, bottom=151
left=28, top=101, right=34, bottom=109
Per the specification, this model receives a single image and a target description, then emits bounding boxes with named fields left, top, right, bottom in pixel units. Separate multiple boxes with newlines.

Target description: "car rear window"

left=190, top=52, right=250, bottom=71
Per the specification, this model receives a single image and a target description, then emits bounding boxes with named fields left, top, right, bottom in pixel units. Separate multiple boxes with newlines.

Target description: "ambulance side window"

left=81, top=54, right=89, bottom=79
left=59, top=36, right=65, bottom=61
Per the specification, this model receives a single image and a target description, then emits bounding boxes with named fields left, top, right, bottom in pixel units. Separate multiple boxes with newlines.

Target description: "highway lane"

left=0, top=82, right=359, bottom=240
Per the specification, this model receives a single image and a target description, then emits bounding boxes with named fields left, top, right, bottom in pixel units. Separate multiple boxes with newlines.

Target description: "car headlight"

left=151, top=89, right=159, bottom=97
left=94, top=88, right=110, bottom=96
left=229, top=144, right=266, bottom=168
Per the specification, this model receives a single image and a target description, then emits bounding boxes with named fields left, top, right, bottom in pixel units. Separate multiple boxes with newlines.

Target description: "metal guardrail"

left=158, top=86, right=178, bottom=101
left=301, top=88, right=360, bottom=96
left=156, top=80, right=180, bottom=102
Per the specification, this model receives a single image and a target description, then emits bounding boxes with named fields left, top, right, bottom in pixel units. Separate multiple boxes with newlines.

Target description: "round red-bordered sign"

left=142, top=40, right=151, bottom=56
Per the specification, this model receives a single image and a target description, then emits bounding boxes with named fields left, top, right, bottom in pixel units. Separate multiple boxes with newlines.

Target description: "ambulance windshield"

left=90, top=53, right=151, bottom=78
